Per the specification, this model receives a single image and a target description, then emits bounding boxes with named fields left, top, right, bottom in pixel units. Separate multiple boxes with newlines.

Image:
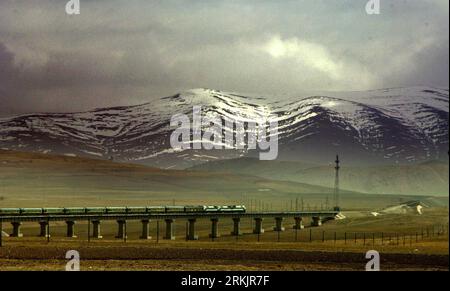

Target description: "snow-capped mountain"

left=0, top=86, right=448, bottom=169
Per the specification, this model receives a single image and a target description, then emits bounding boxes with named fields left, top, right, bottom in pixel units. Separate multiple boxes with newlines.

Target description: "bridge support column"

left=293, top=217, right=304, bottom=230
left=10, top=222, right=23, bottom=238
left=66, top=221, right=77, bottom=238
left=311, top=217, right=322, bottom=227
left=187, top=219, right=198, bottom=241
left=140, top=220, right=151, bottom=240
left=164, top=219, right=175, bottom=240
left=39, top=221, right=50, bottom=238
left=253, top=218, right=265, bottom=234
left=92, top=220, right=103, bottom=239
left=231, top=218, right=242, bottom=236
left=115, top=220, right=127, bottom=239
left=273, top=217, right=285, bottom=232
left=209, top=218, right=220, bottom=239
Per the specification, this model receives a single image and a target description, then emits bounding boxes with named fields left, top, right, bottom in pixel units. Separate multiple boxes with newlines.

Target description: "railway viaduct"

left=0, top=211, right=339, bottom=243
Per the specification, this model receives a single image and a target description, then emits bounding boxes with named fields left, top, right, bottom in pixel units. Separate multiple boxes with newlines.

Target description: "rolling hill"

left=0, top=150, right=344, bottom=206
left=190, top=158, right=449, bottom=196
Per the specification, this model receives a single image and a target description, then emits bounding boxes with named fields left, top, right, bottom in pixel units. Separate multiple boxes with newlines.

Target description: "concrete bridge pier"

left=10, top=222, right=23, bottom=238
left=187, top=219, right=199, bottom=241
left=253, top=218, right=265, bottom=234
left=66, top=221, right=77, bottom=238
left=164, top=219, right=175, bottom=240
left=115, top=220, right=127, bottom=239
left=39, top=221, right=50, bottom=238
left=92, top=220, right=103, bottom=239
left=231, top=218, right=242, bottom=236
left=311, top=216, right=322, bottom=227
left=140, top=220, right=151, bottom=240
left=209, top=218, right=220, bottom=238
left=273, top=217, right=285, bottom=232
left=293, top=217, right=304, bottom=230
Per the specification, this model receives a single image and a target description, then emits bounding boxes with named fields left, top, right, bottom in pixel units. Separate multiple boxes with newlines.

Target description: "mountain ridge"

left=0, top=86, right=448, bottom=169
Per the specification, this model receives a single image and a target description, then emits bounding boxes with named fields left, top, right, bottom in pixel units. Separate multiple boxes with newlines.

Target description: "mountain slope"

left=0, top=86, right=448, bottom=168
left=190, top=158, right=449, bottom=196
left=0, top=150, right=342, bottom=203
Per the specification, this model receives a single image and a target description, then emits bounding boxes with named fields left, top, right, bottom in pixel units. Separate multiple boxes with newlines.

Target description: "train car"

left=184, top=206, right=207, bottom=213
left=165, top=206, right=185, bottom=213
left=0, top=208, right=21, bottom=216
left=206, top=205, right=246, bottom=213
left=146, top=206, right=166, bottom=213
left=105, top=207, right=127, bottom=214
left=232, top=205, right=246, bottom=213
left=126, top=207, right=147, bottom=214
left=63, top=208, right=86, bottom=215
left=84, top=207, right=107, bottom=214
left=204, top=206, right=220, bottom=212
left=20, top=208, right=44, bottom=215
left=224, top=205, right=246, bottom=213
left=42, top=208, right=65, bottom=215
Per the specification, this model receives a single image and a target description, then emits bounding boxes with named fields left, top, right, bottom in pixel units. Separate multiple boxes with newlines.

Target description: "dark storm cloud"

left=0, top=0, right=448, bottom=116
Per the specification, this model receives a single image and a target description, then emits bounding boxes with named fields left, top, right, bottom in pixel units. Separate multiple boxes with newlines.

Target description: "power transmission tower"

left=333, top=155, right=341, bottom=212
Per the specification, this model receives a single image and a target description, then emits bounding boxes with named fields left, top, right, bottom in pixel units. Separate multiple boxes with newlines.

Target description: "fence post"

left=124, top=220, right=127, bottom=243
left=156, top=220, right=160, bottom=243
left=47, top=218, right=50, bottom=243
left=0, top=218, right=3, bottom=247
left=88, top=219, right=91, bottom=243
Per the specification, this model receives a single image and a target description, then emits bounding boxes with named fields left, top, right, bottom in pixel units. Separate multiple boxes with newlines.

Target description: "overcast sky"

left=0, top=0, right=448, bottom=116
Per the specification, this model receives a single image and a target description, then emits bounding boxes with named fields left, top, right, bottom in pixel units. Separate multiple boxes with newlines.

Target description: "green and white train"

left=0, top=205, right=247, bottom=216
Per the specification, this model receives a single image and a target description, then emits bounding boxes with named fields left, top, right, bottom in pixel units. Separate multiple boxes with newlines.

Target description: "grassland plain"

left=0, top=150, right=448, bottom=271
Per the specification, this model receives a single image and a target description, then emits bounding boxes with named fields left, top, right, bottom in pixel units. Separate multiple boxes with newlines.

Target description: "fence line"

left=0, top=220, right=448, bottom=247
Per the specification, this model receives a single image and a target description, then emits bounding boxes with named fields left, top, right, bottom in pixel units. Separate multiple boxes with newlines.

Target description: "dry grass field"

left=0, top=238, right=448, bottom=271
